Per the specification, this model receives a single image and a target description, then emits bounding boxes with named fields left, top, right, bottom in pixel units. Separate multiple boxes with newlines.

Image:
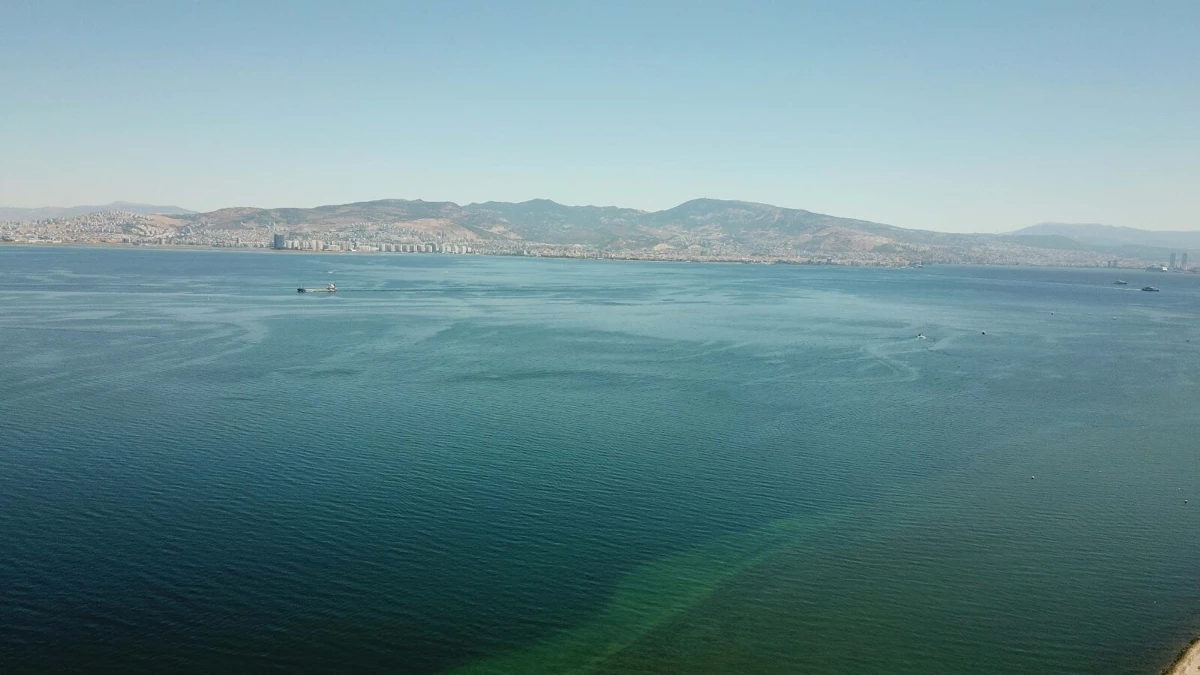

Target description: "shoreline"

left=0, top=242, right=1178, bottom=271
left=1164, top=637, right=1200, bottom=675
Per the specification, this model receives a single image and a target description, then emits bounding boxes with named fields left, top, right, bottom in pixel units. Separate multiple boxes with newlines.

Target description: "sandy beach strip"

left=1164, top=637, right=1200, bottom=675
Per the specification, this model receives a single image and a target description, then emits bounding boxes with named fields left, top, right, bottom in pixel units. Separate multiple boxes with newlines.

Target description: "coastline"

left=1164, top=637, right=1200, bottom=675
left=0, top=242, right=1180, bottom=271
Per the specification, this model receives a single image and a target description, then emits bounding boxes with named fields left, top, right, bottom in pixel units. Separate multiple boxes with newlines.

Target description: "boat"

left=1113, top=280, right=1128, bottom=285
left=1141, top=286, right=1160, bottom=292
left=298, top=283, right=337, bottom=293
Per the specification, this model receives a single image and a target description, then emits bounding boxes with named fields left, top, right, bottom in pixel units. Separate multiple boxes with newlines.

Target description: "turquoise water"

left=1, top=247, right=1198, bottom=674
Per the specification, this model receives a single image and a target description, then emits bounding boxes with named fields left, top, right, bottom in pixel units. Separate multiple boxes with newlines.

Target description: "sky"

left=1, top=0, right=1197, bottom=233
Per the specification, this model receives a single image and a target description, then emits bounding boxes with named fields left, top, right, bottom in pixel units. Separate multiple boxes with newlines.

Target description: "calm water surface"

left=1, top=247, right=1198, bottom=673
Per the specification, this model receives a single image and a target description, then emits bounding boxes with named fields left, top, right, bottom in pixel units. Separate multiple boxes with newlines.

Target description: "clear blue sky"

left=2, top=0, right=1197, bottom=232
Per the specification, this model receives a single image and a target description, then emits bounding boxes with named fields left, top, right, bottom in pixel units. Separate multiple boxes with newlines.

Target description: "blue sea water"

left=0, top=247, right=1198, bottom=674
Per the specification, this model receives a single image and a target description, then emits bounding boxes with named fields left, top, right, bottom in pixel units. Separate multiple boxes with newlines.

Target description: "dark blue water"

left=1, top=247, right=1198, bottom=673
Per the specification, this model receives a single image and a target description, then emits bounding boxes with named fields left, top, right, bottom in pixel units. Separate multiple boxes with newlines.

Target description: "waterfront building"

left=273, top=234, right=285, bottom=249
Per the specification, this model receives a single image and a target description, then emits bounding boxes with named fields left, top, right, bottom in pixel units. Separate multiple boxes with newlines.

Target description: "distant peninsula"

left=1, top=198, right=1194, bottom=269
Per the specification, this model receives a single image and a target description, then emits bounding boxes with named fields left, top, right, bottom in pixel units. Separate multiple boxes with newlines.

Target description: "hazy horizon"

left=3, top=1, right=1198, bottom=233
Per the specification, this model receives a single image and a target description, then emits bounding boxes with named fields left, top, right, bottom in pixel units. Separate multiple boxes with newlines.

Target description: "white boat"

left=298, top=283, right=337, bottom=293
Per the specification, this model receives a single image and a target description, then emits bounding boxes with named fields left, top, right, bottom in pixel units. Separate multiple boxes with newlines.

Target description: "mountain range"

left=176, top=198, right=1195, bottom=258
left=175, top=197, right=986, bottom=247
left=4, top=198, right=1194, bottom=266
left=1011, top=223, right=1200, bottom=252
left=0, top=202, right=195, bottom=221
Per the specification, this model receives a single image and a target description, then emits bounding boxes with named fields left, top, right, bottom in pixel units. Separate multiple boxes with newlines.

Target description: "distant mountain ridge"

left=0, top=202, right=195, bottom=221
left=177, top=197, right=976, bottom=247
left=1012, top=222, right=1200, bottom=250
left=165, top=198, right=1195, bottom=263
left=8, top=197, right=1196, bottom=266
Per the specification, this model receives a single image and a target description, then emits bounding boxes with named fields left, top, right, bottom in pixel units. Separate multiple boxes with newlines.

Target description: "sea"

left=1, top=246, right=1198, bottom=674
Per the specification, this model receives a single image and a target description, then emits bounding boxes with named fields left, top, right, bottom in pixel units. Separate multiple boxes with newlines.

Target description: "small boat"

left=298, top=283, right=337, bottom=293
left=916, top=332, right=927, bottom=340
left=1141, top=286, right=1160, bottom=292
left=1113, top=280, right=1128, bottom=285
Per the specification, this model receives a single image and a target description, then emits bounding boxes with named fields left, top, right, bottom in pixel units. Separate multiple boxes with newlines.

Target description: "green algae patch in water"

left=452, top=512, right=844, bottom=675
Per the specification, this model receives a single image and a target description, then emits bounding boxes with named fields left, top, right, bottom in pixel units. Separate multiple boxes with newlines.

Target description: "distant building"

left=1170, top=252, right=1177, bottom=269
left=273, top=234, right=285, bottom=249
left=1182, top=253, right=1189, bottom=269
